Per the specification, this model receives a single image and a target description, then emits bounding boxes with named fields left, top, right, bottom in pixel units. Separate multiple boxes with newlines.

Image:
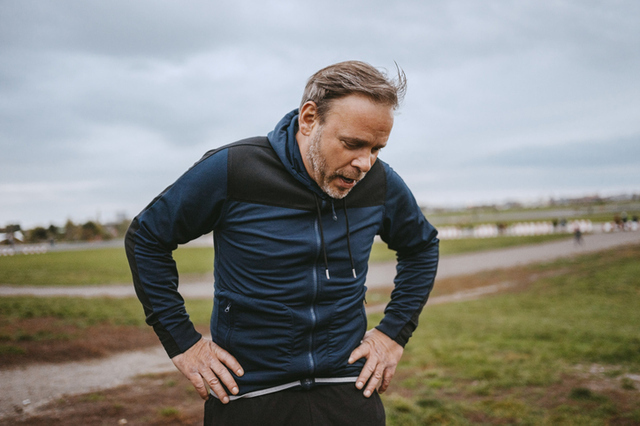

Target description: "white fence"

left=0, top=245, right=49, bottom=256
left=2, top=221, right=638, bottom=251
left=436, top=219, right=639, bottom=240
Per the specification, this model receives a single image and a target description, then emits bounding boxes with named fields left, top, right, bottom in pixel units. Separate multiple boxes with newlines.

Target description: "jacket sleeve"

left=125, top=149, right=228, bottom=358
left=375, top=163, right=439, bottom=347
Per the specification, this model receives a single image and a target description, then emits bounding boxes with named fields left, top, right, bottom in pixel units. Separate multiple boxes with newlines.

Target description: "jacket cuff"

left=161, top=322, right=202, bottom=358
left=375, top=312, right=411, bottom=347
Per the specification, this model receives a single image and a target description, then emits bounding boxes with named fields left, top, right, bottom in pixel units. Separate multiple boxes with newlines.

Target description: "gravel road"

left=1, top=230, right=639, bottom=418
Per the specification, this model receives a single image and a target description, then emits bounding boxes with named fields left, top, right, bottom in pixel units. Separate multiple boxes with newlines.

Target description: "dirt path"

left=2, top=231, right=639, bottom=418
left=1, top=347, right=172, bottom=419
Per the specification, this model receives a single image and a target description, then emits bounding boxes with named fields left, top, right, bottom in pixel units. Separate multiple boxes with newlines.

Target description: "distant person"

left=573, top=226, right=583, bottom=246
left=614, top=214, right=623, bottom=231
left=125, top=61, right=439, bottom=425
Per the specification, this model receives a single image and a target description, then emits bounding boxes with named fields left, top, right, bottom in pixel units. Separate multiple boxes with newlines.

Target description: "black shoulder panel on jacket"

left=227, top=137, right=387, bottom=210
left=228, top=137, right=317, bottom=210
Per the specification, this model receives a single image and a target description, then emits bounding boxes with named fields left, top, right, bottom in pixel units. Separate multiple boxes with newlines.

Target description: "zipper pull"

left=331, top=201, right=337, bottom=221
left=224, top=303, right=231, bottom=313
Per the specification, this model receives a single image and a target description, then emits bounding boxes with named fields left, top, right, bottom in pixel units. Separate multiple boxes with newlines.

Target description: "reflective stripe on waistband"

left=209, top=377, right=359, bottom=401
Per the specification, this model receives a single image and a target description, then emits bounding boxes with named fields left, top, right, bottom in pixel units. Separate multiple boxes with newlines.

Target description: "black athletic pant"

left=204, top=383, right=385, bottom=425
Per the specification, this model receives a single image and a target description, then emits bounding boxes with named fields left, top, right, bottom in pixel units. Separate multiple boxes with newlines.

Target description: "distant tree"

left=64, top=220, right=81, bottom=241
left=81, top=221, right=99, bottom=241
left=6, top=224, right=21, bottom=234
left=113, top=218, right=131, bottom=238
left=47, top=224, right=60, bottom=240
left=80, top=221, right=110, bottom=241
left=27, top=227, right=49, bottom=243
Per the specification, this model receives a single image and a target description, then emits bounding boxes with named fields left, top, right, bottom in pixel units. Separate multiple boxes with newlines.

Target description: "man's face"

left=303, top=95, right=394, bottom=199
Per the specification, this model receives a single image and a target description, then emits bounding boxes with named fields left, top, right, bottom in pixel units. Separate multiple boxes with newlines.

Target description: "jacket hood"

left=267, top=109, right=327, bottom=199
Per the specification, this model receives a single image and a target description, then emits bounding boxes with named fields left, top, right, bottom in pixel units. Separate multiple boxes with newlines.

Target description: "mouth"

left=337, top=175, right=358, bottom=188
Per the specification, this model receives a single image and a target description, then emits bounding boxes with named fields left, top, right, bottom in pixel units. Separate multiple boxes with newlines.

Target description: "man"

left=125, top=61, right=439, bottom=425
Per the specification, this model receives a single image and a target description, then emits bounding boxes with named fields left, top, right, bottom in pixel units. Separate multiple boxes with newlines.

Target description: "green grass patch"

left=81, top=393, right=106, bottom=403
left=439, top=233, right=571, bottom=256
left=382, top=243, right=640, bottom=424
left=0, top=247, right=132, bottom=286
left=159, top=406, right=181, bottom=418
left=0, top=297, right=213, bottom=327
left=0, top=245, right=214, bottom=286
left=370, top=233, right=571, bottom=262
left=0, top=344, right=26, bottom=355
left=2, top=234, right=569, bottom=286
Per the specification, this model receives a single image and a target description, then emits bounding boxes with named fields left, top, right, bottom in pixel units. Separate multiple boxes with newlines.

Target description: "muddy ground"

left=3, top=371, right=204, bottom=425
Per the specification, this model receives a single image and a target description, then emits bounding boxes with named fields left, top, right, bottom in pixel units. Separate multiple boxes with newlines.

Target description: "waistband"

left=210, top=377, right=359, bottom=401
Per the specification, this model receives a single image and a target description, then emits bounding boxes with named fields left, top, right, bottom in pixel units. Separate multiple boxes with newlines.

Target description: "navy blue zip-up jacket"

left=125, top=109, right=439, bottom=396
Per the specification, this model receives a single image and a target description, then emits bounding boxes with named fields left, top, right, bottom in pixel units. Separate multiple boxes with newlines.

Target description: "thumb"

left=348, top=342, right=368, bottom=364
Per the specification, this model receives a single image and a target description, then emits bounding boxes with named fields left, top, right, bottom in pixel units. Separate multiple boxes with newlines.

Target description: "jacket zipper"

left=307, top=216, right=322, bottom=375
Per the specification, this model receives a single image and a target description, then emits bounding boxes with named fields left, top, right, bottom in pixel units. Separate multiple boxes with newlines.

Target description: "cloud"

left=479, top=136, right=640, bottom=169
left=1, top=0, right=639, bottom=226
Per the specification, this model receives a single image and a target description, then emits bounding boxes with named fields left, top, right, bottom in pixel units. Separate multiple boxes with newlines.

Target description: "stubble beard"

left=306, top=128, right=365, bottom=200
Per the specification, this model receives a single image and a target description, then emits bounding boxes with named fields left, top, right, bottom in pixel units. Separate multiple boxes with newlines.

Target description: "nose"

left=351, top=149, right=374, bottom=174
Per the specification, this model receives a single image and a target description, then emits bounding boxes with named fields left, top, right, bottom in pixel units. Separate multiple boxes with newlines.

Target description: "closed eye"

left=342, top=140, right=359, bottom=150
left=341, top=138, right=385, bottom=152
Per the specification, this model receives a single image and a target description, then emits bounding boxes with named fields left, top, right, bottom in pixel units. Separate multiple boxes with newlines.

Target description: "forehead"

left=322, top=95, right=394, bottom=144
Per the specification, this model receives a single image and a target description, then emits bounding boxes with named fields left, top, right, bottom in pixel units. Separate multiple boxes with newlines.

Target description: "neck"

left=295, top=128, right=315, bottom=182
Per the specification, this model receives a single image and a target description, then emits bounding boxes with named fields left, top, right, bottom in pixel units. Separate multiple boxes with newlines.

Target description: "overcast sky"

left=2, top=0, right=639, bottom=228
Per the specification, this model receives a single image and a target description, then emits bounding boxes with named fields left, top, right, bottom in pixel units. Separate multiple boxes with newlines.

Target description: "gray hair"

left=300, top=60, right=407, bottom=123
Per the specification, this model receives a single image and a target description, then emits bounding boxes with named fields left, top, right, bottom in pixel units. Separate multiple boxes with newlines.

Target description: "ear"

left=298, top=101, right=319, bottom=136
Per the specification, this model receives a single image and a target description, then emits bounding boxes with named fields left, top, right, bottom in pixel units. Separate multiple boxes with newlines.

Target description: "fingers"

left=350, top=341, right=375, bottom=396
left=185, top=371, right=210, bottom=400
left=200, top=344, right=244, bottom=403
left=348, top=343, right=366, bottom=365
left=359, top=360, right=395, bottom=397
left=206, top=348, right=243, bottom=402
left=377, top=365, right=396, bottom=394
left=201, top=362, right=232, bottom=403
left=354, top=354, right=373, bottom=391
left=351, top=329, right=404, bottom=397
left=215, top=344, right=245, bottom=378
left=172, top=338, right=245, bottom=404
left=357, top=357, right=384, bottom=398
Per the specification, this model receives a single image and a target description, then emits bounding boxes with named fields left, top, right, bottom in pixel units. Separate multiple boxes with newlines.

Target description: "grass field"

left=2, top=244, right=639, bottom=424
left=382, top=244, right=640, bottom=425
left=0, top=297, right=213, bottom=328
left=0, top=245, right=214, bottom=286
left=0, top=234, right=570, bottom=286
